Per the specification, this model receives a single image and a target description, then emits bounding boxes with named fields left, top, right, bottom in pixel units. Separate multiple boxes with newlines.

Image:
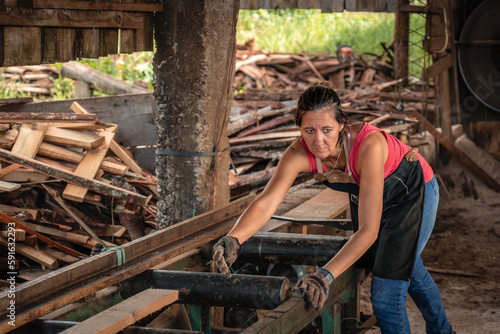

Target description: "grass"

left=1, top=9, right=428, bottom=100
left=237, top=9, right=395, bottom=56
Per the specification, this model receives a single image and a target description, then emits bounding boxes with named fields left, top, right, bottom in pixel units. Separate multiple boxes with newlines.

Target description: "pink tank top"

left=300, top=123, right=433, bottom=183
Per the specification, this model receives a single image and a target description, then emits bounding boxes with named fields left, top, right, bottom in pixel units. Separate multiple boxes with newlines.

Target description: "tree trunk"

left=153, top=0, right=239, bottom=228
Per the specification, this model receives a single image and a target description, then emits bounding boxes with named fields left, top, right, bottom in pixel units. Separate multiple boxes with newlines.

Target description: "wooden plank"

left=44, top=127, right=105, bottom=150
left=56, top=27, right=76, bottom=63
left=38, top=142, right=128, bottom=175
left=0, top=204, right=39, bottom=220
left=423, top=54, right=451, bottom=80
left=60, top=289, right=178, bottom=334
left=0, top=229, right=25, bottom=242
left=11, top=123, right=48, bottom=158
left=1, top=169, right=49, bottom=183
left=0, top=235, right=58, bottom=268
left=0, top=97, right=33, bottom=105
left=0, top=8, right=143, bottom=29
left=262, top=188, right=350, bottom=232
left=109, top=140, right=159, bottom=197
left=0, top=211, right=87, bottom=258
left=321, top=0, right=344, bottom=12
left=32, top=0, right=164, bottom=12
left=229, top=131, right=301, bottom=145
left=410, top=110, right=500, bottom=192
left=0, top=148, right=148, bottom=205
left=373, top=0, right=386, bottom=11
left=0, top=180, right=20, bottom=192
left=41, top=27, right=57, bottom=64
left=63, top=131, right=115, bottom=202
left=22, top=221, right=90, bottom=246
left=71, top=101, right=157, bottom=195
left=0, top=195, right=254, bottom=327
left=0, top=113, right=96, bottom=123
left=2, top=26, right=41, bottom=66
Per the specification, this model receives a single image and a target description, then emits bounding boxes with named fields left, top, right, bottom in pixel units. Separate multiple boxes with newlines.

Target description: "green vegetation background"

left=1, top=9, right=424, bottom=100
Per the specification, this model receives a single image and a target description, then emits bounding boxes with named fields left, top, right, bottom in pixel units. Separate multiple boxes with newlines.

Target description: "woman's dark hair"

left=295, top=81, right=347, bottom=146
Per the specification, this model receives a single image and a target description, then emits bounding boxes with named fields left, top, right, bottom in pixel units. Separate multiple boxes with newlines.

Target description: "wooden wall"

left=0, top=0, right=160, bottom=67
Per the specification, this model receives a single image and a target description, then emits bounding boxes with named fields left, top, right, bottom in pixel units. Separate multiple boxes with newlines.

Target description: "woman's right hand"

left=212, top=235, right=241, bottom=277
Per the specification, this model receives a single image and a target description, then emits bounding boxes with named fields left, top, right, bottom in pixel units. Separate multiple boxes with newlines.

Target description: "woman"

left=213, top=82, right=453, bottom=333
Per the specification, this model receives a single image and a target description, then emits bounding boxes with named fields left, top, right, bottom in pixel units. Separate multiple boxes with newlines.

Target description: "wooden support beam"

left=0, top=211, right=87, bottom=259
left=32, top=0, right=164, bottom=12
left=0, top=148, right=148, bottom=205
left=410, top=110, right=500, bottom=192
left=22, top=221, right=91, bottom=246
left=0, top=194, right=255, bottom=329
left=60, top=289, right=178, bottom=334
left=0, top=113, right=96, bottom=124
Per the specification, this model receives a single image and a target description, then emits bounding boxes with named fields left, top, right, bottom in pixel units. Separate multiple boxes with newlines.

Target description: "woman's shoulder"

left=280, top=139, right=311, bottom=173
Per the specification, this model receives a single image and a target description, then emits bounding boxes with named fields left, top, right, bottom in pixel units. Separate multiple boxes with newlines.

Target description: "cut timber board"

left=63, top=131, right=115, bottom=202
left=0, top=112, right=96, bottom=123
left=44, top=127, right=105, bottom=149
left=0, top=212, right=87, bottom=259
left=60, top=289, right=178, bottom=334
left=71, top=101, right=157, bottom=196
left=0, top=148, right=147, bottom=205
left=11, top=123, right=48, bottom=158
left=0, top=180, right=20, bottom=192
left=0, top=235, right=58, bottom=268
left=37, top=142, right=128, bottom=175
left=262, top=188, right=350, bottom=232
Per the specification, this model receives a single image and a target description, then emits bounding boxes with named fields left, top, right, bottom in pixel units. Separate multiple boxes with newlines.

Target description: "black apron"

left=314, top=135, right=425, bottom=281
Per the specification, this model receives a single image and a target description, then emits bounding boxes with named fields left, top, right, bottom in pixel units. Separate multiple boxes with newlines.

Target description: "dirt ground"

left=278, top=155, right=500, bottom=333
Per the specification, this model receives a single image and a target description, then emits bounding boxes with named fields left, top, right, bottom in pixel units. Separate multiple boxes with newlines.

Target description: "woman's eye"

left=323, top=128, right=332, bottom=133
left=306, top=130, right=314, bottom=134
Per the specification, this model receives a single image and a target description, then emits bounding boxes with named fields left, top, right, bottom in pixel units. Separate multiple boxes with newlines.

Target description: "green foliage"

left=1, top=10, right=405, bottom=100
left=237, top=9, right=395, bottom=56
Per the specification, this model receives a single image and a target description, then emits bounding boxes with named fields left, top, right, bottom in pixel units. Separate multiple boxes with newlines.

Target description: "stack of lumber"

left=0, top=102, right=158, bottom=277
left=0, top=65, right=59, bottom=96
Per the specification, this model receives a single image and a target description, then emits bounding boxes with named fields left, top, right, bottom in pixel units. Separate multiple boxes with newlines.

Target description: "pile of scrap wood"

left=0, top=101, right=158, bottom=279
left=229, top=44, right=432, bottom=198
left=0, top=65, right=59, bottom=96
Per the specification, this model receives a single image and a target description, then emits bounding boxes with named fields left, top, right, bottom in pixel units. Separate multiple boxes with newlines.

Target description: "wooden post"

left=394, top=0, right=409, bottom=84
left=153, top=0, right=239, bottom=228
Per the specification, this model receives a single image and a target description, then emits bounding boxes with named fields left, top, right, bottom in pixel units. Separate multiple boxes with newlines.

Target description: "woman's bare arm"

left=227, top=141, right=310, bottom=243
left=322, top=132, right=387, bottom=278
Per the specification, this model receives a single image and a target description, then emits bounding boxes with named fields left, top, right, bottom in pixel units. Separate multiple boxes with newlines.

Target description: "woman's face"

left=300, top=108, right=343, bottom=159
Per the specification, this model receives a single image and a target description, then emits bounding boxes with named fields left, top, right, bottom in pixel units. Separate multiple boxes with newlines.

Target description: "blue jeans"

left=370, top=176, right=453, bottom=333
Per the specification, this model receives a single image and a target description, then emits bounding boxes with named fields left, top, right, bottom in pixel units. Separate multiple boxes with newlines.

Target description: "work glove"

left=212, top=235, right=241, bottom=278
left=296, top=267, right=335, bottom=310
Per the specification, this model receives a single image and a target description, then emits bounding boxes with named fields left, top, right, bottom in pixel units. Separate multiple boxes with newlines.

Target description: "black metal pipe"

left=239, top=232, right=348, bottom=266
left=124, top=271, right=290, bottom=310
left=20, top=320, right=203, bottom=334
left=271, top=215, right=353, bottom=230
